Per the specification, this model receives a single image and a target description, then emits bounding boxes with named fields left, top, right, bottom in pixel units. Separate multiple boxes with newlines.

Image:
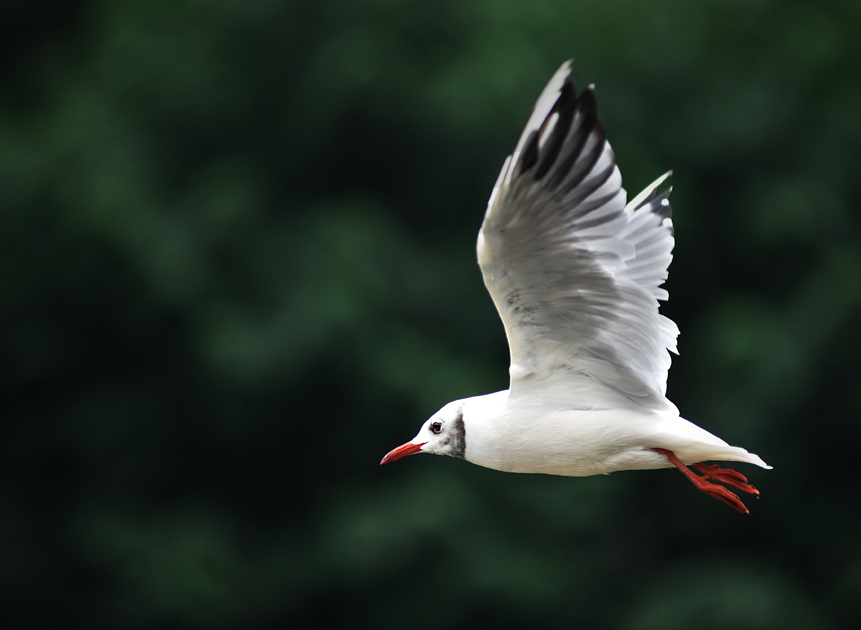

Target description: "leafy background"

left=2, top=0, right=860, bottom=628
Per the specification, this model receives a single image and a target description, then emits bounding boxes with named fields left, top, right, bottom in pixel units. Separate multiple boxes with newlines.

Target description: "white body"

left=459, top=391, right=767, bottom=476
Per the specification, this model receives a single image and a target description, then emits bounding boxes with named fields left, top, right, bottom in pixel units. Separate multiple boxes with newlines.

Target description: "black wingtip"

left=632, top=172, right=673, bottom=214
left=517, top=130, right=540, bottom=177
left=655, top=205, right=672, bottom=221
left=575, top=86, right=599, bottom=131
left=653, top=189, right=673, bottom=220
left=534, top=80, right=578, bottom=180
left=546, top=86, right=605, bottom=197
left=651, top=173, right=674, bottom=220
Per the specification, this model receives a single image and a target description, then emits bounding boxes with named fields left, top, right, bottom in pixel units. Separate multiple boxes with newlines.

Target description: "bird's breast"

left=464, top=406, right=671, bottom=477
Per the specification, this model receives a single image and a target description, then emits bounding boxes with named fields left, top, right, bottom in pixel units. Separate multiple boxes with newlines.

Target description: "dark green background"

left=2, top=0, right=859, bottom=628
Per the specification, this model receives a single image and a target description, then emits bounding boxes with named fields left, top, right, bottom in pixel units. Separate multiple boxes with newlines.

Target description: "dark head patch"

left=444, top=408, right=466, bottom=459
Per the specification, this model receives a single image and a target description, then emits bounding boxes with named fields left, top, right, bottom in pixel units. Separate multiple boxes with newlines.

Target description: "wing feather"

left=478, top=62, right=677, bottom=407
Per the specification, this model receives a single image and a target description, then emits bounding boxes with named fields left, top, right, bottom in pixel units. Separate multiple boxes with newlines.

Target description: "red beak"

left=380, top=441, right=427, bottom=465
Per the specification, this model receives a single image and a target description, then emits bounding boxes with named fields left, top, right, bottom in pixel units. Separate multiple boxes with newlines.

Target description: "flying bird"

left=381, top=61, right=770, bottom=513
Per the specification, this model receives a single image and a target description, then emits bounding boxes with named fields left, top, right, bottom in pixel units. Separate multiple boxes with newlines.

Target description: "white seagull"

left=381, top=61, right=770, bottom=513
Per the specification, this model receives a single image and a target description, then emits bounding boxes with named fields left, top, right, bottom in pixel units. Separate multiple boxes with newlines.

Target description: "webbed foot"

left=652, top=448, right=759, bottom=514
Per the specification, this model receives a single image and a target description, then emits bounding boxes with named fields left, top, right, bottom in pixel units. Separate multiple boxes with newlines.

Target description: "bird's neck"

left=459, top=390, right=512, bottom=467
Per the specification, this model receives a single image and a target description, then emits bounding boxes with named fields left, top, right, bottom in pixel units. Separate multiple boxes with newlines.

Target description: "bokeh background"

left=2, top=0, right=860, bottom=628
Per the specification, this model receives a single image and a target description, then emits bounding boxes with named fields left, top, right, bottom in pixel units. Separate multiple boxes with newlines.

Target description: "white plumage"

left=382, top=62, right=770, bottom=513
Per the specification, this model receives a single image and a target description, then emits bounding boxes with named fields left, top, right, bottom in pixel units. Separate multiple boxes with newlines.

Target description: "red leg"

left=652, top=448, right=757, bottom=514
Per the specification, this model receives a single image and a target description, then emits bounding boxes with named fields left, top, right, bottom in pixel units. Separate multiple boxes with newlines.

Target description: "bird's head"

left=380, top=401, right=466, bottom=464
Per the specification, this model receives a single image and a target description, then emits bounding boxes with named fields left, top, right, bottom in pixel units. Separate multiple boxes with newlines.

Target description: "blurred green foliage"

left=2, top=0, right=860, bottom=628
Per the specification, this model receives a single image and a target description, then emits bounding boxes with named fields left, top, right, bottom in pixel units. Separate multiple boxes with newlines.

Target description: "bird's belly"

left=465, top=408, right=673, bottom=477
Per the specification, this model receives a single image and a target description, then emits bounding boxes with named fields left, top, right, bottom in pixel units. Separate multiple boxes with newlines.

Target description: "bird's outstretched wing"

left=478, top=62, right=678, bottom=408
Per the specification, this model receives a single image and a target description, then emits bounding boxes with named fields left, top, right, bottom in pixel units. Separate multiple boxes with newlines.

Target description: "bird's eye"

left=430, top=421, right=443, bottom=434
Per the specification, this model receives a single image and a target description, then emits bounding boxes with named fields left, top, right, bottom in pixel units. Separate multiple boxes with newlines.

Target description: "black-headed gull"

left=382, top=61, right=770, bottom=513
